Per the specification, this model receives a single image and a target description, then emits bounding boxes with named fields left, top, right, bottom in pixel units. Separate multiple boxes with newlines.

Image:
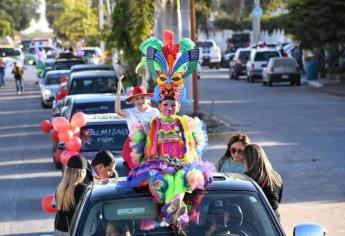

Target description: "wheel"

left=234, top=72, right=239, bottom=80
left=268, top=80, right=273, bottom=86
left=249, top=75, right=254, bottom=83
left=229, top=69, right=234, bottom=80
left=295, top=79, right=301, bottom=86
left=262, top=80, right=267, bottom=86
left=41, top=100, right=49, bottom=109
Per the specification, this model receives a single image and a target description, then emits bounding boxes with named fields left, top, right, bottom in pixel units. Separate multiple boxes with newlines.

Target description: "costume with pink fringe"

left=125, top=30, right=214, bottom=227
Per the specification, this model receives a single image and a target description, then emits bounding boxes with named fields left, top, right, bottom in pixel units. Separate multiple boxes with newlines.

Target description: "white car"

left=82, top=47, right=104, bottom=65
left=197, top=40, right=222, bottom=69
left=39, top=70, right=70, bottom=108
left=246, top=47, right=282, bottom=82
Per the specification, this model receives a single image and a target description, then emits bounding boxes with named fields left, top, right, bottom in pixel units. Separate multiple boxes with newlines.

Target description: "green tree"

left=51, top=0, right=100, bottom=45
left=0, top=10, right=13, bottom=37
left=283, top=0, right=345, bottom=74
left=0, top=0, right=39, bottom=31
left=106, top=0, right=155, bottom=85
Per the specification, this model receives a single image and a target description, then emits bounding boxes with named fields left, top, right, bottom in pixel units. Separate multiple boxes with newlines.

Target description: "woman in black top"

left=55, top=155, right=88, bottom=235
left=243, top=144, right=283, bottom=221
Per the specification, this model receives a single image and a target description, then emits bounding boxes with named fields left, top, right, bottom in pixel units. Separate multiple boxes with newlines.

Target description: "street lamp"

left=252, top=0, right=262, bottom=44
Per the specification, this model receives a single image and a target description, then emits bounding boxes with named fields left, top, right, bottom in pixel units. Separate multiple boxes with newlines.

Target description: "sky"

left=21, top=0, right=53, bottom=34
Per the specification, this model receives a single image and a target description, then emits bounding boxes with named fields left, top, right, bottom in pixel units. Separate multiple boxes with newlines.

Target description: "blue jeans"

left=15, top=78, right=23, bottom=92
left=0, top=71, right=4, bottom=85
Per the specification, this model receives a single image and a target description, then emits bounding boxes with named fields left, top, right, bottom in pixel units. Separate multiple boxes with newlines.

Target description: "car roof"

left=88, top=173, right=258, bottom=201
left=69, top=93, right=126, bottom=103
left=70, top=70, right=117, bottom=78
left=46, top=69, right=70, bottom=75
left=70, top=64, right=113, bottom=71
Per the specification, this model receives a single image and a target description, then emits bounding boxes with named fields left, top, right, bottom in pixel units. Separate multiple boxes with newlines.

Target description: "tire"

left=41, top=100, right=49, bottom=109
left=249, top=75, right=254, bottom=83
left=268, top=80, right=273, bottom=86
left=234, top=72, right=239, bottom=80
left=262, top=81, right=267, bottom=86
left=295, top=79, right=301, bottom=86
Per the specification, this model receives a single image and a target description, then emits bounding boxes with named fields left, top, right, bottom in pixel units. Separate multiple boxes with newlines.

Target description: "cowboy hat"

left=126, top=86, right=153, bottom=102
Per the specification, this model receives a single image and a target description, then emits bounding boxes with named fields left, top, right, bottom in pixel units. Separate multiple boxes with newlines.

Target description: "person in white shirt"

left=115, top=76, right=159, bottom=133
left=115, top=76, right=159, bottom=169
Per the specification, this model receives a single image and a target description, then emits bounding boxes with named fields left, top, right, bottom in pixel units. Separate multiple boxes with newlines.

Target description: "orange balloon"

left=71, top=112, right=87, bottom=128
left=42, top=194, right=57, bottom=214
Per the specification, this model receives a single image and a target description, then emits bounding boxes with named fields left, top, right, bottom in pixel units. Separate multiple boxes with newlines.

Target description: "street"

left=0, top=67, right=344, bottom=235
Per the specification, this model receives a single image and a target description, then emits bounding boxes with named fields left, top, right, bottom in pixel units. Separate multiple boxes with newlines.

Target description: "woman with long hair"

left=243, top=144, right=283, bottom=220
left=216, top=134, right=251, bottom=173
left=54, top=155, right=88, bottom=235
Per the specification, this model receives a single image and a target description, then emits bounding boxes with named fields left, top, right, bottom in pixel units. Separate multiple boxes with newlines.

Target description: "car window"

left=196, top=42, right=213, bottom=48
left=72, top=101, right=132, bottom=116
left=83, top=50, right=97, bottom=57
left=80, top=123, right=129, bottom=152
left=273, top=59, right=297, bottom=67
left=45, top=75, right=63, bottom=85
left=55, top=60, right=85, bottom=70
left=0, top=47, right=17, bottom=57
left=254, top=51, right=280, bottom=61
left=239, top=51, right=251, bottom=62
left=79, top=191, right=279, bottom=236
left=69, top=77, right=117, bottom=94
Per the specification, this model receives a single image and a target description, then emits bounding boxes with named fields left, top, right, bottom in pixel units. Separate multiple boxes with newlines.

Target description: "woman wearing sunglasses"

left=216, top=134, right=251, bottom=173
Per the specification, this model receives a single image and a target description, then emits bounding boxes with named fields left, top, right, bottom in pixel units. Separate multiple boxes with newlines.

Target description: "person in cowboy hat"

left=115, top=76, right=159, bottom=132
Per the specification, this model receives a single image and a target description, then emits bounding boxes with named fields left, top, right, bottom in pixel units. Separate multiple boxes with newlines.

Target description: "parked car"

left=69, top=173, right=325, bottom=236
left=39, top=69, right=70, bottom=108
left=53, top=114, right=129, bottom=170
left=221, top=51, right=235, bottom=68
left=229, top=48, right=251, bottom=80
left=246, top=48, right=282, bottom=82
left=82, top=47, right=104, bottom=65
left=197, top=39, right=222, bottom=69
left=262, top=57, right=301, bottom=86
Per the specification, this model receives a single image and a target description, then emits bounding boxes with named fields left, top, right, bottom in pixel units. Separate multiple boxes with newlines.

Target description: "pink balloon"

left=58, top=130, right=74, bottom=142
left=71, top=112, right=87, bottom=128
left=50, top=130, right=59, bottom=143
left=73, top=127, right=80, bottom=137
left=66, top=137, right=82, bottom=152
left=60, top=150, right=77, bottom=165
left=52, top=117, right=70, bottom=132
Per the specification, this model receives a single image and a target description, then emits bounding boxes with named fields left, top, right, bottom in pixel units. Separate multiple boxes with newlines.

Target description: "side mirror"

left=293, top=223, right=326, bottom=236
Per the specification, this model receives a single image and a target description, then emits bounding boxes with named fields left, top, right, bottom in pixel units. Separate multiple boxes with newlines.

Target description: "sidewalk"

left=303, top=77, right=345, bottom=97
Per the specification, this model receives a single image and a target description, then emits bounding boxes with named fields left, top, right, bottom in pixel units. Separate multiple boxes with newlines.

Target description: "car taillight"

left=251, top=63, right=255, bottom=69
left=235, top=57, right=241, bottom=64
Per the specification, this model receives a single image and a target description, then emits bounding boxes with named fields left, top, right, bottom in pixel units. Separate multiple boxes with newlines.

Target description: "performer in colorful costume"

left=126, top=30, right=214, bottom=227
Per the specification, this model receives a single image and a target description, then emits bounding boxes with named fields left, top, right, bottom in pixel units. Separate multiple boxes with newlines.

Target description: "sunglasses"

left=230, top=147, right=243, bottom=155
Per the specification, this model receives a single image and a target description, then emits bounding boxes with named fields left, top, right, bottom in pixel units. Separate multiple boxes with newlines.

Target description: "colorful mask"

left=139, top=29, right=200, bottom=103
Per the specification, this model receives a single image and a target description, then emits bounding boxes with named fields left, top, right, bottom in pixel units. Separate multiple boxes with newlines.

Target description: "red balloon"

left=40, top=120, right=53, bottom=133
left=71, top=112, right=87, bottom=128
left=66, top=137, right=82, bottom=152
left=42, top=194, right=57, bottom=214
left=58, top=130, right=73, bottom=142
left=60, top=150, right=77, bottom=165
left=50, top=130, right=59, bottom=143
left=53, top=117, right=70, bottom=132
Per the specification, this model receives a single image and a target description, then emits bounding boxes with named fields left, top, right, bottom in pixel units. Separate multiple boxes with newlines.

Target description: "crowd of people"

left=50, top=30, right=284, bottom=235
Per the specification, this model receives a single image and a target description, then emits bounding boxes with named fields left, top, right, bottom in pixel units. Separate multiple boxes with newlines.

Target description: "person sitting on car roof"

left=125, top=30, right=214, bottom=231
left=83, top=149, right=118, bottom=185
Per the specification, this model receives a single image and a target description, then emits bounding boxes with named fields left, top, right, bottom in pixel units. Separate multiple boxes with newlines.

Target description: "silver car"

left=262, top=57, right=301, bottom=86
left=39, top=69, right=69, bottom=108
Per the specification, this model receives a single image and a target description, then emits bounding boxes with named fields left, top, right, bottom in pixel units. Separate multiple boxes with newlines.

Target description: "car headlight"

left=43, top=89, right=52, bottom=97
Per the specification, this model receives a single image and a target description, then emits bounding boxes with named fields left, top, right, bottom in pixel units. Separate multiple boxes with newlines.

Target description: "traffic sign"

left=252, top=7, right=263, bottom=17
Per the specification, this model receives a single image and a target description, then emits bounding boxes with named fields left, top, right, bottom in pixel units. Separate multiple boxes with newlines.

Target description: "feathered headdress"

left=137, top=29, right=199, bottom=103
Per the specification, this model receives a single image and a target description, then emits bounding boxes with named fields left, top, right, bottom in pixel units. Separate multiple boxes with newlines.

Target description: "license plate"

left=282, top=74, right=289, bottom=79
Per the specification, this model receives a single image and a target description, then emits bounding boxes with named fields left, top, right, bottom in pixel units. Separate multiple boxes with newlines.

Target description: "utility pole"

left=98, top=0, right=105, bottom=51
left=252, top=0, right=262, bottom=44
left=190, top=0, right=199, bottom=115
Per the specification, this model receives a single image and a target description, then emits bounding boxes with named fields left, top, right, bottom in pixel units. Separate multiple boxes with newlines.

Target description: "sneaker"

left=18, top=91, right=22, bottom=94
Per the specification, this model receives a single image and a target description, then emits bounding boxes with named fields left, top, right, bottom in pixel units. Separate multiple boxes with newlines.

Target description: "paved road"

left=0, top=66, right=344, bottom=235
left=0, top=67, right=58, bottom=236
left=200, top=68, right=345, bottom=236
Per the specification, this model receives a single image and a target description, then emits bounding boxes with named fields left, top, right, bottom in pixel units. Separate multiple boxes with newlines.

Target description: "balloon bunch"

left=40, top=112, right=87, bottom=165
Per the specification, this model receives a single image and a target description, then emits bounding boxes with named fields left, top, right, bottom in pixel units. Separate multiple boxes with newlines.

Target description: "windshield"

left=254, top=51, right=280, bottom=62
left=55, top=60, right=85, bottom=70
left=80, top=191, right=279, bottom=236
left=45, top=74, right=66, bottom=85
left=69, top=77, right=117, bottom=94
left=72, top=101, right=132, bottom=115
left=80, top=124, right=129, bottom=152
